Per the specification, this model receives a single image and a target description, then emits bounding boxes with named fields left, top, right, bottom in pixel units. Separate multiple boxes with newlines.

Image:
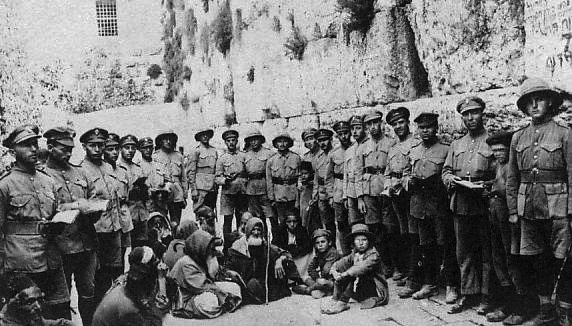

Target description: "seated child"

left=322, top=224, right=389, bottom=314
left=293, top=229, right=341, bottom=298
left=272, top=211, right=313, bottom=280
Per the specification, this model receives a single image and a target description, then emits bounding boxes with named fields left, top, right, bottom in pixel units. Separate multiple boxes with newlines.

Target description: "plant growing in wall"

left=147, top=64, right=162, bottom=79
left=337, top=0, right=375, bottom=34
left=284, top=14, right=307, bottom=60
left=163, top=32, right=184, bottom=102
left=184, top=8, right=198, bottom=55
left=211, top=0, right=233, bottom=55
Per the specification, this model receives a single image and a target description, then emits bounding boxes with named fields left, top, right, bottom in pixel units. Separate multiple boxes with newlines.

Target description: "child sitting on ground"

left=272, top=211, right=313, bottom=281
left=293, top=229, right=341, bottom=298
left=322, top=224, right=389, bottom=314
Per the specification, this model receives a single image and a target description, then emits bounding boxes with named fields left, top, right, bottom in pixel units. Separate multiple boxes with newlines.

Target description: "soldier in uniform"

left=216, top=129, right=248, bottom=239
left=136, top=136, right=166, bottom=214
left=343, top=116, right=366, bottom=226
left=266, top=133, right=301, bottom=238
left=187, top=128, right=218, bottom=212
left=0, top=125, right=70, bottom=320
left=384, top=107, right=418, bottom=283
left=402, top=113, right=459, bottom=302
left=443, top=97, right=495, bottom=314
left=119, top=135, right=149, bottom=249
left=44, top=127, right=104, bottom=325
left=299, top=128, right=319, bottom=228
left=354, top=111, right=396, bottom=270
left=506, top=78, right=572, bottom=326
left=79, top=128, right=125, bottom=304
left=243, top=127, right=275, bottom=231
left=153, top=130, right=187, bottom=227
left=313, top=129, right=336, bottom=240
left=328, top=121, right=352, bottom=254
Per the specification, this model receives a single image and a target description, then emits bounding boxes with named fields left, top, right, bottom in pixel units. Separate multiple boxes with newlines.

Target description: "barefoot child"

left=323, top=224, right=389, bottom=314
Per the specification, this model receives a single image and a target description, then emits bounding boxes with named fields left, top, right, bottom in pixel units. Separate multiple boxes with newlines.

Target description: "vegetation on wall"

left=284, top=14, right=307, bottom=60
left=211, top=0, right=233, bottom=55
left=147, top=64, right=163, bottom=79
left=184, top=8, right=198, bottom=55
left=163, top=31, right=184, bottom=102
left=336, top=0, right=376, bottom=35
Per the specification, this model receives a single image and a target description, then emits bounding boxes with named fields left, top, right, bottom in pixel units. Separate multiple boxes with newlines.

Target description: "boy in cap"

left=266, top=133, right=301, bottom=237
left=506, top=78, right=572, bottom=326
left=153, top=130, right=187, bottom=226
left=313, top=128, right=336, bottom=240
left=328, top=121, right=353, bottom=254
left=299, top=128, right=320, bottom=228
left=0, top=125, right=70, bottom=320
left=323, top=224, right=389, bottom=314
left=343, top=115, right=367, bottom=226
left=216, top=129, right=247, bottom=238
left=187, top=127, right=218, bottom=212
left=443, top=96, right=495, bottom=314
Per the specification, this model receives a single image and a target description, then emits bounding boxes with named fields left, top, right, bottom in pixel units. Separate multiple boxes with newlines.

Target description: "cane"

left=551, top=220, right=572, bottom=304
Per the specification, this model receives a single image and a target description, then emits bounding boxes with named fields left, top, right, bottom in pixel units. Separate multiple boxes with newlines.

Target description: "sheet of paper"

left=454, top=179, right=484, bottom=190
left=51, top=210, right=80, bottom=224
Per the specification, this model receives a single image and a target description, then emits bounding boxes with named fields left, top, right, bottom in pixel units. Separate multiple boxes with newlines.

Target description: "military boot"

left=558, top=301, right=572, bottom=326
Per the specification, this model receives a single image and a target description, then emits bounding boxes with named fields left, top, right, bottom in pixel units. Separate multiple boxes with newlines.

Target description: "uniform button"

left=533, top=155, right=538, bottom=159
left=535, top=130, right=539, bottom=133
left=466, top=171, right=470, bottom=175
left=534, top=142, right=538, bottom=146
left=471, top=140, right=475, bottom=143
left=65, top=180, right=70, bottom=184
left=470, top=150, right=474, bottom=153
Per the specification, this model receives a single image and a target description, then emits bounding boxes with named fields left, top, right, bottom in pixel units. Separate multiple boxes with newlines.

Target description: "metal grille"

left=96, top=0, right=118, bottom=37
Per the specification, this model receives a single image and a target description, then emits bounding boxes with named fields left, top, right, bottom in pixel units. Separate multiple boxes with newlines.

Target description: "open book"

left=454, top=179, right=484, bottom=190
left=51, top=210, right=80, bottom=224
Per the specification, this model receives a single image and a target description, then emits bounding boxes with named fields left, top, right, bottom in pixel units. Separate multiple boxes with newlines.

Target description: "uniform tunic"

left=312, top=150, right=332, bottom=201
left=266, top=151, right=301, bottom=203
left=215, top=150, right=247, bottom=217
left=244, top=147, right=275, bottom=221
left=153, top=150, right=188, bottom=203
left=187, top=144, right=217, bottom=194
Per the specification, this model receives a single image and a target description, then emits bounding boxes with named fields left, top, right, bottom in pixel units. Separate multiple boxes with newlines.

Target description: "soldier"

left=313, top=129, right=336, bottom=240
left=354, top=111, right=396, bottom=270
left=507, top=78, right=572, bottom=326
left=136, top=136, right=166, bottom=214
left=153, top=130, right=187, bottom=226
left=44, top=127, right=106, bottom=326
left=443, top=97, right=495, bottom=314
left=401, top=113, right=459, bottom=302
left=266, top=133, right=301, bottom=237
left=299, top=128, right=319, bottom=228
left=79, top=128, right=124, bottom=304
left=343, top=116, right=366, bottom=226
left=187, top=128, right=217, bottom=212
left=328, top=121, right=352, bottom=254
left=216, top=129, right=248, bottom=238
left=0, top=125, right=70, bottom=320
left=119, top=135, right=149, bottom=248
left=384, top=107, right=418, bottom=283
left=243, top=127, right=275, bottom=230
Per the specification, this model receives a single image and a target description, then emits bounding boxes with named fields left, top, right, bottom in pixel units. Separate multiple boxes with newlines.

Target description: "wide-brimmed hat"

left=272, top=132, right=294, bottom=148
left=194, top=127, right=214, bottom=141
left=346, top=223, right=375, bottom=241
left=243, top=128, right=265, bottom=144
left=516, top=78, right=563, bottom=113
left=155, top=129, right=178, bottom=146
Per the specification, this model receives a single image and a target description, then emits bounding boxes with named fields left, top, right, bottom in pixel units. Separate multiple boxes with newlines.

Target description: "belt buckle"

left=531, top=168, right=539, bottom=183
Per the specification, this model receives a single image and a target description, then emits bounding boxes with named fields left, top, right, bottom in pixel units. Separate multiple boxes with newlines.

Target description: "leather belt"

left=271, top=177, right=297, bottom=185
left=4, top=221, right=44, bottom=235
left=247, top=172, right=266, bottom=180
left=317, top=177, right=326, bottom=185
left=389, top=172, right=403, bottom=178
left=334, top=173, right=344, bottom=180
left=363, top=166, right=385, bottom=175
left=520, top=168, right=567, bottom=183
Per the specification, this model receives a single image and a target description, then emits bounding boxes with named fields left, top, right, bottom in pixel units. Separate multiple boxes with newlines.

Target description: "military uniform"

left=187, top=128, right=217, bottom=212
left=343, top=130, right=365, bottom=225
left=136, top=137, right=166, bottom=215
left=313, top=129, right=336, bottom=240
left=299, top=128, right=319, bottom=229
left=0, top=125, right=70, bottom=319
left=442, top=97, right=495, bottom=299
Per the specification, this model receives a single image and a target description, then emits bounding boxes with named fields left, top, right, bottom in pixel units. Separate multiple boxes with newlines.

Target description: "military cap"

left=79, top=127, right=108, bottom=144
left=311, top=228, right=332, bottom=241
left=222, top=129, right=239, bottom=140
left=486, top=131, right=513, bottom=147
left=414, top=112, right=439, bottom=125
left=105, top=133, right=120, bottom=146
left=363, top=111, right=383, bottom=123
left=300, top=160, right=314, bottom=172
left=155, top=129, right=178, bottom=147
left=3, top=124, right=41, bottom=148
left=120, top=134, right=138, bottom=147
left=243, top=128, right=265, bottom=144
left=43, top=127, right=75, bottom=147
left=301, top=128, right=318, bottom=141
left=386, top=107, right=410, bottom=125
left=456, top=96, right=486, bottom=114
left=349, top=115, right=364, bottom=126
left=333, top=121, right=351, bottom=133
left=138, top=137, right=153, bottom=148
left=516, top=78, right=563, bottom=113
left=272, top=132, right=294, bottom=148
left=316, top=128, right=334, bottom=140
left=194, top=127, right=214, bottom=141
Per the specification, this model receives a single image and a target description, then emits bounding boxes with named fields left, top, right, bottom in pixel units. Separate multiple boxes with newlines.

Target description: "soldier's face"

left=351, top=124, right=365, bottom=142
left=160, top=137, right=173, bottom=151
left=83, top=141, right=104, bottom=161
left=491, top=144, right=509, bottom=164
left=366, top=119, right=382, bottom=137
left=248, top=137, right=262, bottom=151
left=275, top=139, right=289, bottom=151
left=139, top=145, right=153, bottom=160
left=317, top=138, right=331, bottom=151
left=417, top=122, right=438, bottom=141
left=523, top=93, right=552, bottom=121
left=390, top=118, right=410, bottom=138
left=121, top=144, right=137, bottom=161
left=199, top=134, right=211, bottom=145
left=13, top=139, right=39, bottom=166
left=336, top=130, right=351, bottom=146
left=303, top=136, right=317, bottom=151
left=49, top=143, right=73, bottom=163
left=104, top=144, right=119, bottom=163
left=224, top=137, right=238, bottom=151
left=461, top=109, right=484, bottom=131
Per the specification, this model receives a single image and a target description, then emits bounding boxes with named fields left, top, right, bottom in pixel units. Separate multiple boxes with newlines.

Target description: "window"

left=96, top=0, right=118, bottom=37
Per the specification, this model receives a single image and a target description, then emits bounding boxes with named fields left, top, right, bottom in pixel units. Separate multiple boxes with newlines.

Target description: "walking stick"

left=551, top=220, right=572, bottom=304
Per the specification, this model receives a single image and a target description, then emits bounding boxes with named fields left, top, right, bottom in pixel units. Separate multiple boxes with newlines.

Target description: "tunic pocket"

left=544, top=183, right=568, bottom=219
left=539, top=142, right=564, bottom=170
left=517, top=184, right=527, bottom=217
left=4, top=234, right=48, bottom=272
left=9, top=195, right=33, bottom=220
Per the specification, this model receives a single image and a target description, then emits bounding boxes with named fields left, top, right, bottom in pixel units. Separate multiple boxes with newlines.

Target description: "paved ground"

left=72, top=278, right=500, bottom=326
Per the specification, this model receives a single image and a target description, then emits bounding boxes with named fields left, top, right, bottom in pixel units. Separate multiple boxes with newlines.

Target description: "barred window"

left=96, top=0, right=118, bottom=37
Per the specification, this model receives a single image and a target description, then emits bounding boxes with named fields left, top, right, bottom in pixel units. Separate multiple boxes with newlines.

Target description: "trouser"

left=334, top=202, right=351, bottom=255
left=333, top=275, right=378, bottom=303
left=384, top=197, right=409, bottom=275
left=318, top=199, right=336, bottom=242
left=362, top=195, right=391, bottom=268
left=347, top=197, right=364, bottom=225
left=405, top=233, right=422, bottom=287
left=222, top=194, right=248, bottom=235
left=454, top=214, right=492, bottom=295
left=94, top=231, right=123, bottom=304
left=192, top=189, right=217, bottom=212
left=248, top=194, right=276, bottom=231
left=168, top=201, right=185, bottom=226
left=24, top=267, right=71, bottom=320
left=62, top=250, right=98, bottom=326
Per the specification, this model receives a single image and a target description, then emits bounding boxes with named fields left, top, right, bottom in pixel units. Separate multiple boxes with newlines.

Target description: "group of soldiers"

left=0, top=76, right=571, bottom=326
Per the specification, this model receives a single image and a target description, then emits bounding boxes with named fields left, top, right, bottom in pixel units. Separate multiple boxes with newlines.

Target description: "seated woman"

left=168, top=230, right=241, bottom=319
left=163, top=220, right=200, bottom=270
left=293, top=229, right=342, bottom=298
left=272, top=211, right=313, bottom=280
